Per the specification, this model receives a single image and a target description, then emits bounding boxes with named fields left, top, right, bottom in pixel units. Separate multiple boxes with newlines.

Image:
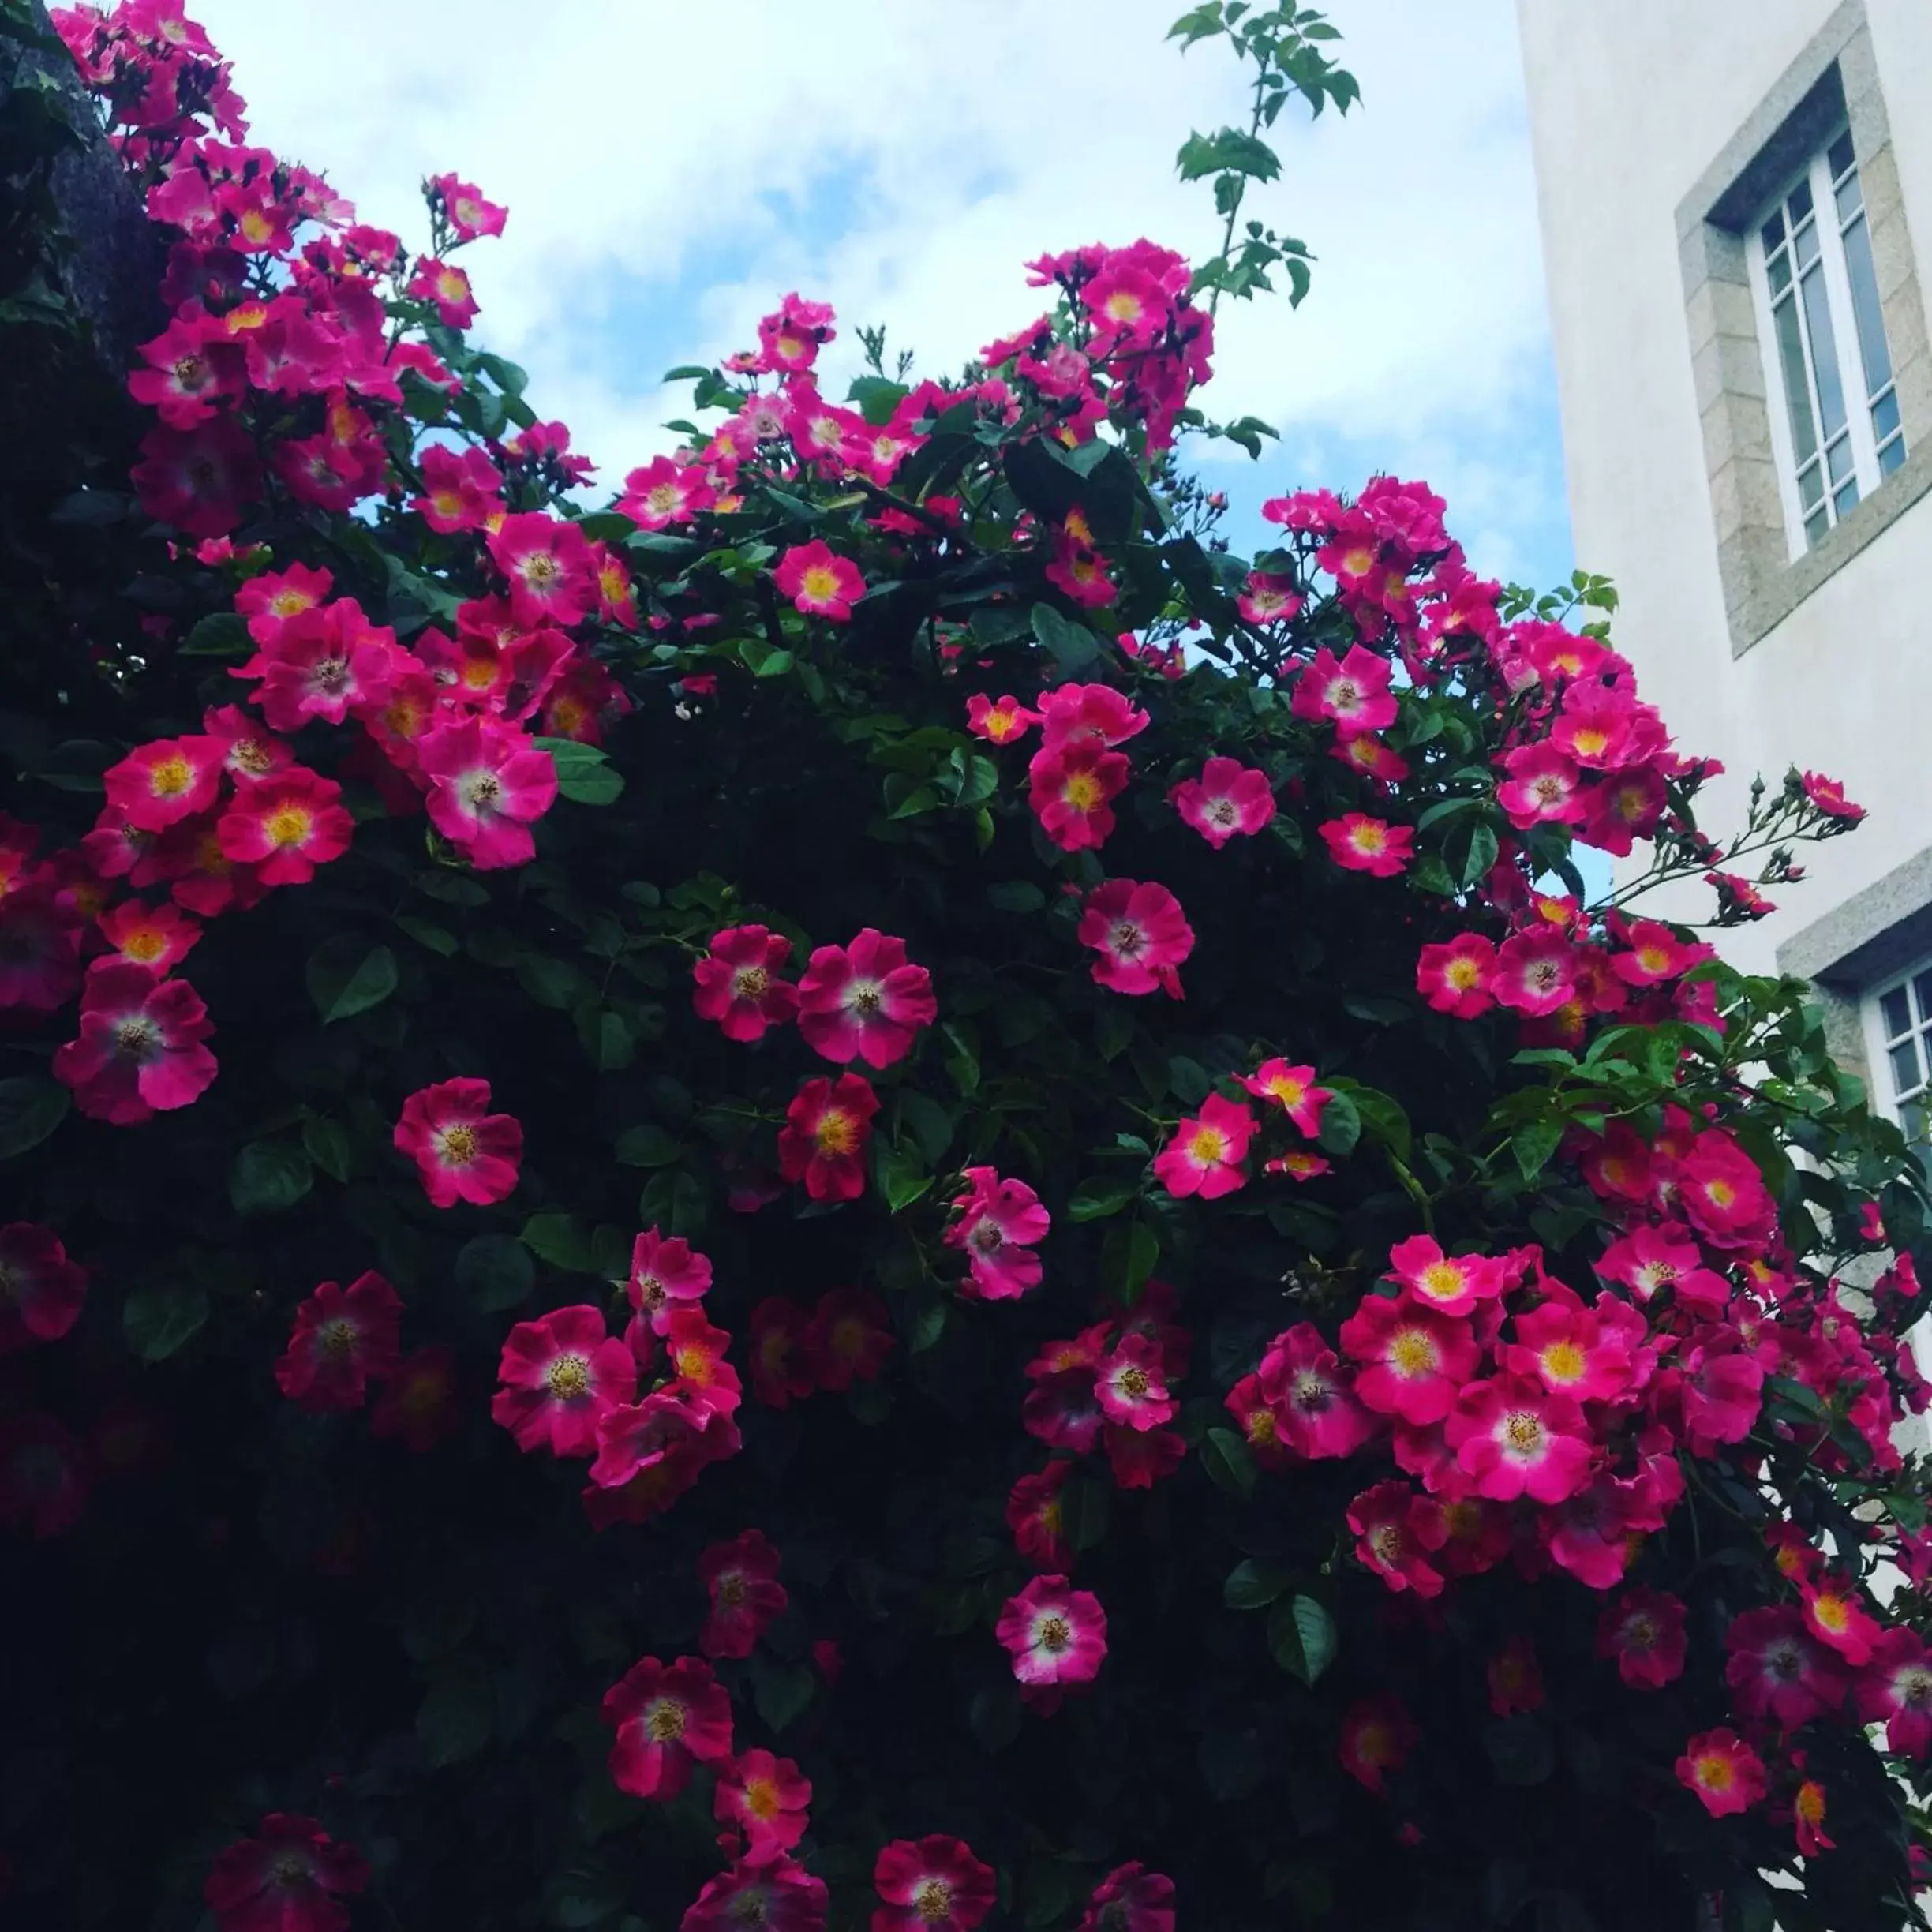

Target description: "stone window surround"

left=1777, top=842, right=1932, bottom=1094
left=1676, top=0, right=1932, bottom=657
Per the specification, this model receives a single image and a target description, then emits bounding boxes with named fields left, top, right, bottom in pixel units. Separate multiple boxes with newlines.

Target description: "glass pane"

left=1874, top=388, right=1901, bottom=443
left=1801, top=264, right=1848, bottom=436
left=1829, top=130, right=1856, bottom=179
left=1907, top=1096, right=1930, bottom=1143
left=1837, top=171, right=1864, bottom=224
left=1762, top=212, right=1787, bottom=253
left=1828, top=435, right=1855, bottom=484
left=1799, top=460, right=1825, bottom=509
left=1834, top=477, right=1860, bottom=517
left=1805, top=506, right=1831, bottom=548
left=1795, top=219, right=1821, bottom=270
left=1841, top=213, right=1894, bottom=398
left=1768, top=250, right=1792, bottom=295
left=1882, top=987, right=1912, bottom=1036
left=1880, top=434, right=1907, bottom=476
left=1789, top=178, right=1814, bottom=224
left=1915, top=969, right=1932, bottom=1024
left=1891, top=1039, right=1922, bottom=1095
left=1775, top=297, right=1820, bottom=463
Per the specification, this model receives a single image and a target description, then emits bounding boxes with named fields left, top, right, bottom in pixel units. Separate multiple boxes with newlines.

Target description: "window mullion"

left=1818, top=156, right=1882, bottom=495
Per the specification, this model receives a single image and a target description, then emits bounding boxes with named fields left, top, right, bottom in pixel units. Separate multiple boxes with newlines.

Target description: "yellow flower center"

left=1062, top=771, right=1103, bottom=812
left=1695, top=1754, right=1733, bottom=1792
left=546, top=1354, right=590, bottom=1400
left=438, top=1125, right=477, bottom=1166
left=317, top=1318, right=358, bottom=1358
left=799, top=564, right=841, bottom=604
left=744, top=1776, right=781, bottom=1819
left=814, top=1110, right=857, bottom=1156
left=148, top=754, right=193, bottom=797
left=122, top=927, right=167, bottom=962
left=1811, top=1592, right=1850, bottom=1633
left=1418, top=1261, right=1465, bottom=1301
left=1388, top=1330, right=1440, bottom=1376
left=1370, top=1523, right=1406, bottom=1565
left=1503, top=1412, right=1544, bottom=1455
left=1540, top=1340, right=1587, bottom=1383
left=1186, top=1126, right=1229, bottom=1164
left=264, top=806, right=312, bottom=849
left=1118, top=1366, right=1151, bottom=1398
left=270, top=589, right=313, bottom=616
left=717, top=1573, right=747, bottom=1608
left=915, top=1881, right=953, bottom=1924
left=114, top=1017, right=158, bottom=1058
left=646, top=1698, right=686, bottom=1742
left=1037, top=1614, right=1072, bottom=1652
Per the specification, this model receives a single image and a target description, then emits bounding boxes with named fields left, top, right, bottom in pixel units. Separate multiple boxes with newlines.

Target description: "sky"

left=185, top=0, right=1576, bottom=596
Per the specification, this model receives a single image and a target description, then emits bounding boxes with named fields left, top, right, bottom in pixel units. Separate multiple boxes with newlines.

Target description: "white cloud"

left=188, top=0, right=1556, bottom=517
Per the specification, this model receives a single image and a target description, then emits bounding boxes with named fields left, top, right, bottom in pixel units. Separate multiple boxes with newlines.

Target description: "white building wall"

left=1516, top=0, right=1932, bottom=991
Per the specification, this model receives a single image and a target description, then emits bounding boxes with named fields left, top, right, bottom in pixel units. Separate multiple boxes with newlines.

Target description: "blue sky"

left=192, top=0, right=1578, bottom=599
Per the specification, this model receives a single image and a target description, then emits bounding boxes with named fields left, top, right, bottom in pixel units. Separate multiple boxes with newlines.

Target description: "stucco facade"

left=1515, top=0, right=1932, bottom=1103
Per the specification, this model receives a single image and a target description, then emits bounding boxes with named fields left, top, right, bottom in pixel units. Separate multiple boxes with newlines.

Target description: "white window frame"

left=1747, top=122, right=1908, bottom=560
left=1862, top=952, right=1932, bottom=1165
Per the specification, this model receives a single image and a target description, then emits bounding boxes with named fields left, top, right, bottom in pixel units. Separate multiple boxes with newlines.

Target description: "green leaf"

left=1349, top=1086, right=1412, bottom=1163
left=522, top=1214, right=597, bottom=1272
left=1031, top=601, right=1101, bottom=672
left=847, top=374, right=910, bottom=425
left=533, top=738, right=625, bottom=807
left=968, top=1679, right=1022, bottom=1754
left=301, top=1115, right=355, bottom=1184
left=1176, top=125, right=1281, bottom=184
left=750, top=1658, right=815, bottom=1734
left=123, top=1283, right=209, bottom=1361
left=1068, top=1178, right=1138, bottom=1222
left=1061, top=1474, right=1111, bottom=1552
left=417, top=1657, right=493, bottom=1766
left=1199, top=1427, right=1256, bottom=1498
left=230, top=1142, right=313, bottom=1216
left=1316, top=1089, right=1361, bottom=1158
left=305, top=938, right=399, bottom=1024
left=0, top=1076, right=68, bottom=1160
left=1449, top=818, right=1501, bottom=889
left=1485, top=1714, right=1554, bottom=1786
left=1223, top=1559, right=1293, bottom=1610
left=396, top=915, right=458, bottom=957
left=882, top=1147, right=934, bottom=1214
left=614, top=1124, right=682, bottom=1168
left=179, top=612, right=253, bottom=657
left=456, top=1234, right=537, bottom=1310
left=898, top=1091, right=955, bottom=1166
left=1512, top=1119, right=1566, bottom=1181
left=516, top=955, right=586, bottom=1009
left=1268, top=1594, right=1338, bottom=1684
left=1168, top=1056, right=1212, bottom=1105
left=987, top=881, right=1046, bottom=913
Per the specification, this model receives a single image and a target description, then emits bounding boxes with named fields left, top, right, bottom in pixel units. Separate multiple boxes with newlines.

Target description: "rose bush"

left=3, top=2, right=1931, bottom=1927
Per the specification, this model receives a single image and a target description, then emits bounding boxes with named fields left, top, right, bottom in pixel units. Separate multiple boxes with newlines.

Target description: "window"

left=1864, top=957, right=1932, bottom=1178
left=1750, top=125, right=1908, bottom=556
